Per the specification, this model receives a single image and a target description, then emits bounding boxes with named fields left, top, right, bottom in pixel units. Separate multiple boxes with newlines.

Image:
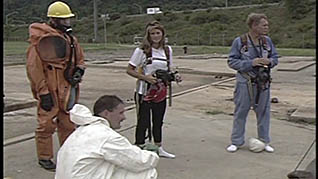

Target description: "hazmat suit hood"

left=70, top=104, right=108, bottom=126
left=28, top=23, right=61, bottom=45
left=248, top=137, right=265, bottom=152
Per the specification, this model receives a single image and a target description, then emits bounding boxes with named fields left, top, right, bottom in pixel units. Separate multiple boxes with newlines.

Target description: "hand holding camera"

left=153, top=69, right=182, bottom=84
left=143, top=74, right=157, bottom=84
left=252, top=58, right=270, bottom=67
left=174, top=72, right=182, bottom=83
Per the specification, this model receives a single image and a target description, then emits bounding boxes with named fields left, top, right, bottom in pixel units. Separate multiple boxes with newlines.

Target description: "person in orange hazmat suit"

left=26, top=1, right=86, bottom=171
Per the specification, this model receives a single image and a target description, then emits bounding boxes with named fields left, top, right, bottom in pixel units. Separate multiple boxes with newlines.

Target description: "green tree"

left=283, top=0, right=315, bottom=19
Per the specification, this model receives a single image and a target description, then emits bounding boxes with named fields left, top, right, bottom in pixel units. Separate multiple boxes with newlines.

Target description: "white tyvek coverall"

left=55, top=104, right=159, bottom=179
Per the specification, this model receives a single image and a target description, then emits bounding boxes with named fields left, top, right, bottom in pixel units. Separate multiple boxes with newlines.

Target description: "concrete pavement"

left=3, top=55, right=316, bottom=178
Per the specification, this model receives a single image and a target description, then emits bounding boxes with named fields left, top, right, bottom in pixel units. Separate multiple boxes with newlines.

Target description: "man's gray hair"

left=246, top=13, right=268, bottom=28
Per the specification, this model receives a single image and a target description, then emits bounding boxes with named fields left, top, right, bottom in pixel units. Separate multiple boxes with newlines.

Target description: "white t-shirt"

left=129, top=46, right=173, bottom=95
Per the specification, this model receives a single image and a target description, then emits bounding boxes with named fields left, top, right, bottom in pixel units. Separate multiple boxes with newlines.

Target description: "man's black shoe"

left=38, top=159, right=56, bottom=171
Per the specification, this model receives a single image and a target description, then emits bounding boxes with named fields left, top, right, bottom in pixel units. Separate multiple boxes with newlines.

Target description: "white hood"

left=70, top=104, right=106, bottom=126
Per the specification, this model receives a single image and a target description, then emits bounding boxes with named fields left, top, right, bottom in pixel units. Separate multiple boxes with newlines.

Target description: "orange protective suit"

left=26, top=22, right=85, bottom=160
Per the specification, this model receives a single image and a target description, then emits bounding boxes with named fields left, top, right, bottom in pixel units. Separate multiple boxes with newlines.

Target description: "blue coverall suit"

left=227, top=35, right=278, bottom=146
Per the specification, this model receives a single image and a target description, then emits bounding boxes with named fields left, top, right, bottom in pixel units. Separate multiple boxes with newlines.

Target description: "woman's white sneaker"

left=226, top=144, right=238, bottom=152
left=264, top=144, right=274, bottom=153
left=158, top=147, right=176, bottom=158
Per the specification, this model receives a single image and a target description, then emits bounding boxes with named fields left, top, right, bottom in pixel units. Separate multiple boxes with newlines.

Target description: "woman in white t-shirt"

left=126, top=21, right=178, bottom=158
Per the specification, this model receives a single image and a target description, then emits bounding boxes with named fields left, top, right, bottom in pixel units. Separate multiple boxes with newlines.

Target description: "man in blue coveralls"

left=226, top=13, right=279, bottom=153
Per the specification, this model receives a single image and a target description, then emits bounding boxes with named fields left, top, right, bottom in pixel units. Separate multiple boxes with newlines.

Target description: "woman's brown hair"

left=140, top=20, right=166, bottom=55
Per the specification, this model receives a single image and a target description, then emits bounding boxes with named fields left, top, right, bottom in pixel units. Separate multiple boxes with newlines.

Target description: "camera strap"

left=163, top=46, right=174, bottom=107
left=248, top=34, right=272, bottom=106
left=250, top=35, right=262, bottom=106
left=240, top=72, right=255, bottom=109
left=248, top=34, right=263, bottom=58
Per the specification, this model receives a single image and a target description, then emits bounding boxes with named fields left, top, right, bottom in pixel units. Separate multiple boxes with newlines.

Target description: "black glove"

left=40, top=93, right=54, bottom=112
left=70, top=67, right=85, bottom=86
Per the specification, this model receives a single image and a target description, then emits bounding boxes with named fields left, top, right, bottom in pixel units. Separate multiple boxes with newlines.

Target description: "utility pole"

left=101, top=14, right=109, bottom=47
left=222, top=33, right=225, bottom=46
left=302, top=33, right=305, bottom=48
left=225, top=0, right=228, bottom=7
left=93, top=0, right=98, bottom=42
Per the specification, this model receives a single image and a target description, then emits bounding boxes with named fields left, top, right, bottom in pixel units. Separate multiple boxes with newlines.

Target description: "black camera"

left=256, top=66, right=271, bottom=89
left=154, top=69, right=179, bottom=83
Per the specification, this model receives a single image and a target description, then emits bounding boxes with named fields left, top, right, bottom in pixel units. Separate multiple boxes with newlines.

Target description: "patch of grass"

left=276, top=48, right=316, bottom=57
left=4, top=41, right=316, bottom=57
left=80, top=43, right=135, bottom=51
left=3, top=41, right=135, bottom=56
left=183, top=46, right=231, bottom=55
left=4, top=41, right=29, bottom=56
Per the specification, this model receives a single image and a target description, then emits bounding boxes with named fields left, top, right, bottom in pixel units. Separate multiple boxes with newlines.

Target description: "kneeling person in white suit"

left=55, top=95, right=159, bottom=179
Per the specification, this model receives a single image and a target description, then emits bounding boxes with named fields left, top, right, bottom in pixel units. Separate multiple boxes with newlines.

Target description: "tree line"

left=3, top=0, right=316, bottom=48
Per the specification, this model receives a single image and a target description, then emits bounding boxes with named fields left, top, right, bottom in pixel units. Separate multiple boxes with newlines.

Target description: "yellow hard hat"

left=47, top=1, right=75, bottom=18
